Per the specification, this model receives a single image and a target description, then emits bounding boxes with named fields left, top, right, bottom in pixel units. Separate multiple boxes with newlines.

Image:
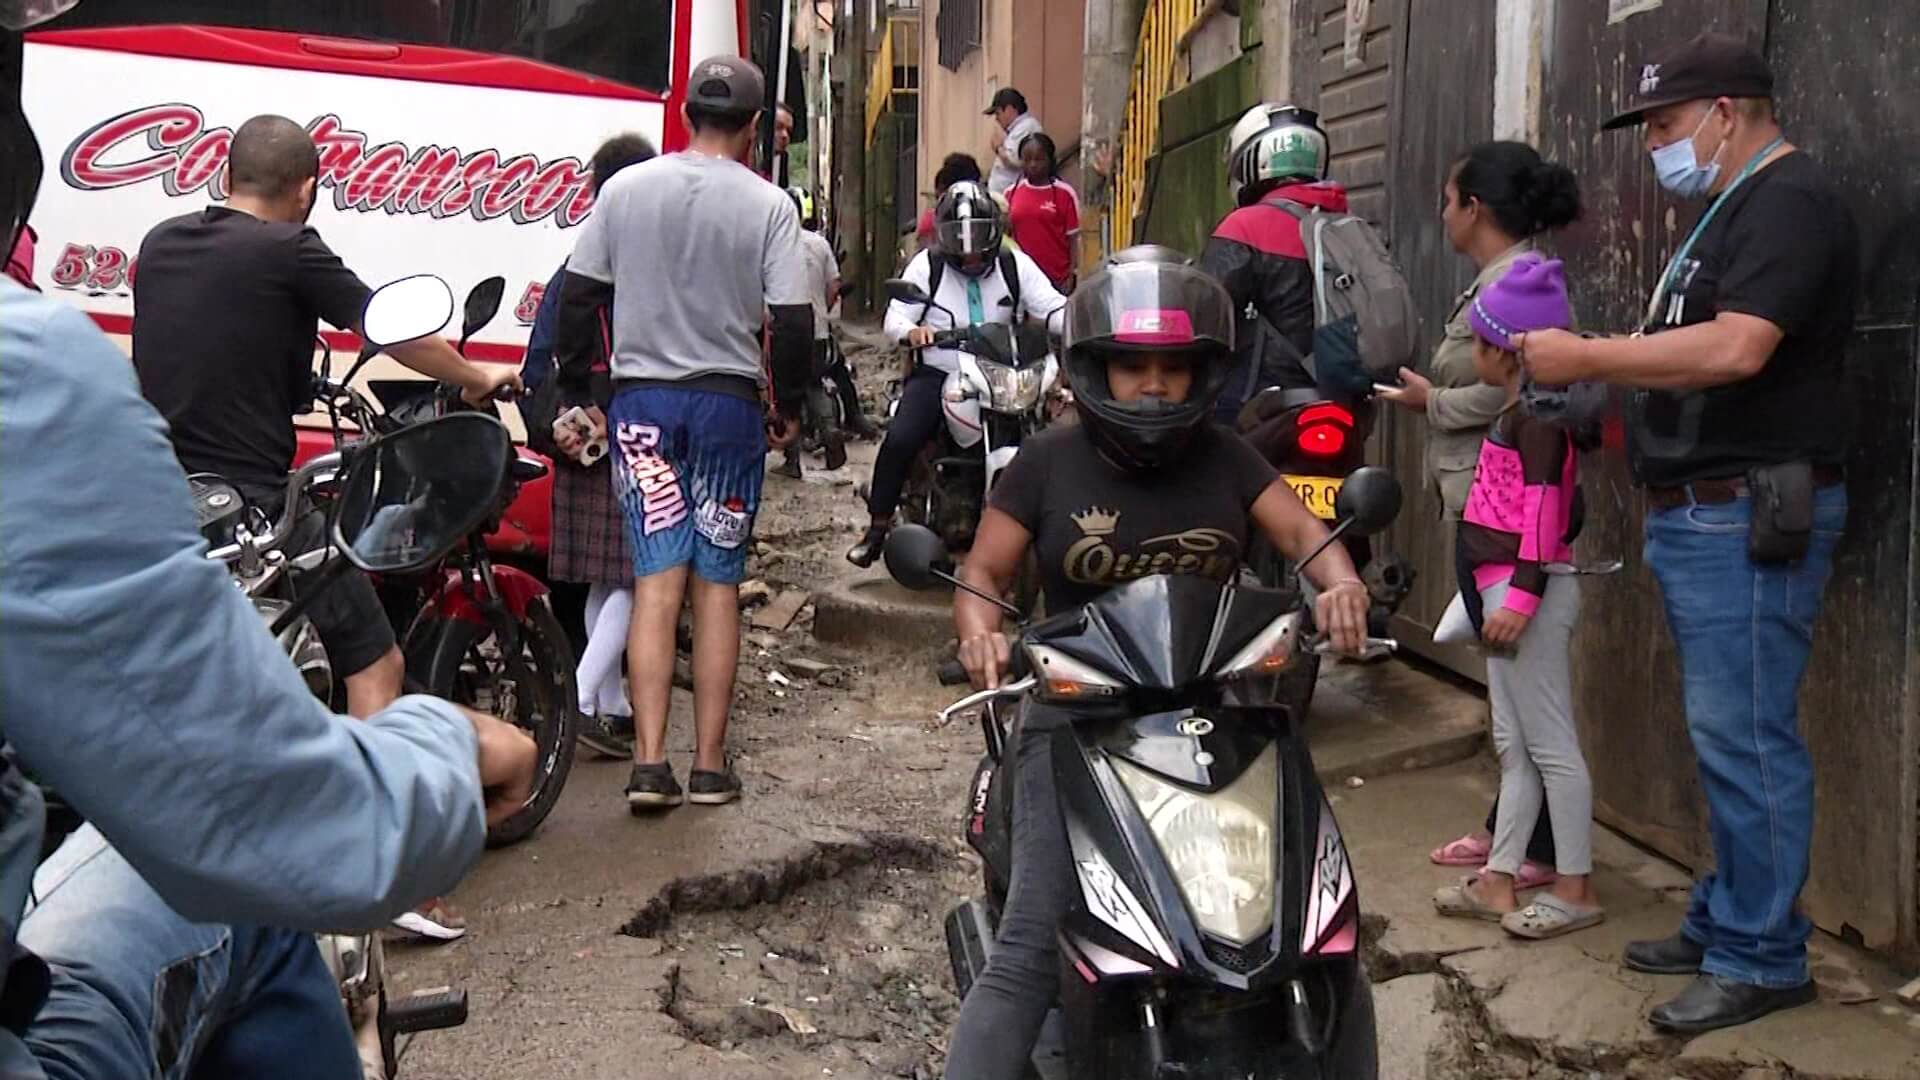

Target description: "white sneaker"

left=391, top=899, right=467, bottom=942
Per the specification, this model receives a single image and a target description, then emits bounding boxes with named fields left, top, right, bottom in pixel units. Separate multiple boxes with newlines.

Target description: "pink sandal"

left=1483, top=862, right=1558, bottom=891
left=1430, top=833, right=1491, bottom=867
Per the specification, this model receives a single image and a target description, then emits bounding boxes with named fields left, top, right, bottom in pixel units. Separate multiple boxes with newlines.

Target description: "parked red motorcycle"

left=317, top=275, right=579, bottom=847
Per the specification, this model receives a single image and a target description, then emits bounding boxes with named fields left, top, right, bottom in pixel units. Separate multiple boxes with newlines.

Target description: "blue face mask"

left=1651, top=107, right=1727, bottom=200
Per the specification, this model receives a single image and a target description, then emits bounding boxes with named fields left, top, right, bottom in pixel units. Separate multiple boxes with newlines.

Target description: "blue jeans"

left=17, top=827, right=358, bottom=1079
left=1643, top=484, right=1846, bottom=989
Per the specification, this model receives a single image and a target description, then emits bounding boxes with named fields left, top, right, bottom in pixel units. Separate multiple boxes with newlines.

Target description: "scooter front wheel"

left=420, top=599, right=579, bottom=847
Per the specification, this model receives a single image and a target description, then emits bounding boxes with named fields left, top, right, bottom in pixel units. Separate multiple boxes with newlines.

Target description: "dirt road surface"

left=389, top=330, right=1920, bottom=1080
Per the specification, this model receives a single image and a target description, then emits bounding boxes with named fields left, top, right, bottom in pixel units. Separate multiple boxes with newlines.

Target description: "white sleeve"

left=1015, top=250, right=1068, bottom=321
left=884, top=250, right=932, bottom=343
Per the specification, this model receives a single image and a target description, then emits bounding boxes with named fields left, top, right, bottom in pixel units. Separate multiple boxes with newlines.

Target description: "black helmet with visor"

left=1063, top=245, right=1236, bottom=473
left=1, top=1, right=80, bottom=257
left=932, top=180, right=1002, bottom=268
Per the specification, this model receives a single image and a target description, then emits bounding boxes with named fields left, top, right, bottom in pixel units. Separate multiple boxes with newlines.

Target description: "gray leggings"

left=945, top=719, right=1071, bottom=1080
left=1482, top=577, right=1592, bottom=877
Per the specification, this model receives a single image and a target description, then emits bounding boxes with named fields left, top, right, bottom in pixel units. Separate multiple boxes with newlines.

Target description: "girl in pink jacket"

left=1434, top=254, right=1602, bottom=939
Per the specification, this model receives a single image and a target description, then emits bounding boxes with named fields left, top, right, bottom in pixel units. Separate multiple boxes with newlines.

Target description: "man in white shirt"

left=985, top=88, right=1043, bottom=195
left=846, top=180, right=1066, bottom=566
left=779, top=185, right=867, bottom=477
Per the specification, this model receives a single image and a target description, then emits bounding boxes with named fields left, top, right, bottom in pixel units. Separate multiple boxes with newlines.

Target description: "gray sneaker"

left=687, top=763, right=741, bottom=806
left=578, top=713, right=635, bottom=759
left=625, top=762, right=683, bottom=811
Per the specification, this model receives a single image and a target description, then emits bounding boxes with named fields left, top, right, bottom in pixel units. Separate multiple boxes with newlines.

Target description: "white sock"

left=577, top=584, right=633, bottom=716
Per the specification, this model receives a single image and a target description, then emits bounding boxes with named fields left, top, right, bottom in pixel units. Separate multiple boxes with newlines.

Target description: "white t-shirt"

left=989, top=113, right=1044, bottom=194
left=796, top=230, right=839, bottom=341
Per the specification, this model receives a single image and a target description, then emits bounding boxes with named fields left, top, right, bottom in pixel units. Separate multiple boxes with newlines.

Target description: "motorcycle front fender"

left=417, top=564, right=549, bottom=628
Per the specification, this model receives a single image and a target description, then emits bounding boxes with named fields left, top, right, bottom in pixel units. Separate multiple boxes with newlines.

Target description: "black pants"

left=822, top=340, right=863, bottom=423
left=946, top=718, right=1070, bottom=1079
left=1457, top=526, right=1557, bottom=867
left=254, top=490, right=397, bottom=680
left=866, top=365, right=947, bottom=518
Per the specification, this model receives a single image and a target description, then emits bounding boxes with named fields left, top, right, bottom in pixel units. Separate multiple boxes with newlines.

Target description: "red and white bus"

left=22, top=1, right=748, bottom=560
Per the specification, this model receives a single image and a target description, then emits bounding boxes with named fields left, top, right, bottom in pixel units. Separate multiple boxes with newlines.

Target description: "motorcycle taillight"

left=1295, top=402, right=1353, bottom=458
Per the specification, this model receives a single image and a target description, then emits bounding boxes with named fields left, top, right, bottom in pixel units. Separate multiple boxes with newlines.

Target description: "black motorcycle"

left=882, top=468, right=1404, bottom=1078
left=1236, top=386, right=1413, bottom=719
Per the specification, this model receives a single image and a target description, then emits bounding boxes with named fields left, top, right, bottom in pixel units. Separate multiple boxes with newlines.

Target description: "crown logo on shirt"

left=1072, top=507, right=1120, bottom=536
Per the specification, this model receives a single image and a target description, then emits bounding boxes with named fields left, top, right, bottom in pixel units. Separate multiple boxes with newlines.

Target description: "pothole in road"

left=648, top=844, right=971, bottom=1079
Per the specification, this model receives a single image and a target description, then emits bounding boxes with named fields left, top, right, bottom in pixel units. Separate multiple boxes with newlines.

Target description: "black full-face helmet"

left=1063, top=245, right=1236, bottom=473
left=1, top=2, right=79, bottom=257
left=932, top=180, right=1002, bottom=272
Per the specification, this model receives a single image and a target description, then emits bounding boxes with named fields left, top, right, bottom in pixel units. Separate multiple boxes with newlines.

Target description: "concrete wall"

left=916, top=0, right=1086, bottom=209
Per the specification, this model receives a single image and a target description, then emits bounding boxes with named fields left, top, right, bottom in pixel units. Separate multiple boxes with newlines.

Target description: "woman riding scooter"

left=942, top=245, right=1370, bottom=1079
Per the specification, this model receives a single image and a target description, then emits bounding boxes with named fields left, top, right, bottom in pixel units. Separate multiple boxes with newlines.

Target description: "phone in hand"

left=555, top=406, right=608, bottom=466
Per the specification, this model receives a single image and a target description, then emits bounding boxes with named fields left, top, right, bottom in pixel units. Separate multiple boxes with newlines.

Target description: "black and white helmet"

left=932, top=180, right=1002, bottom=264
left=1225, top=103, right=1329, bottom=206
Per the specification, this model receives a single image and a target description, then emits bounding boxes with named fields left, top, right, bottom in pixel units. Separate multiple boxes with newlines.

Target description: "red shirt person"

left=1004, top=132, right=1079, bottom=290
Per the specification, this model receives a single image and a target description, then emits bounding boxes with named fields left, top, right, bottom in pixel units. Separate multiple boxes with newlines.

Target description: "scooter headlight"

left=978, top=361, right=1044, bottom=413
left=1112, top=745, right=1278, bottom=945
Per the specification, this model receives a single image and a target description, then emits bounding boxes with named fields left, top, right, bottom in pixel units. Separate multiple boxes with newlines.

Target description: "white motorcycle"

left=882, top=277, right=1061, bottom=611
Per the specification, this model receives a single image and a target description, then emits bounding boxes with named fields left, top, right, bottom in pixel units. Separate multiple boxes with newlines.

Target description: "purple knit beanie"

left=1467, top=253, right=1571, bottom=351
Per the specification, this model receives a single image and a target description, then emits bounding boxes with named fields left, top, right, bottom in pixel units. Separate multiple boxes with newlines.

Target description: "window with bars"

left=935, top=0, right=980, bottom=71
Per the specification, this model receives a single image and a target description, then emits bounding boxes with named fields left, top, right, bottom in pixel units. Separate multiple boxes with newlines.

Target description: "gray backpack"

left=1266, top=201, right=1420, bottom=397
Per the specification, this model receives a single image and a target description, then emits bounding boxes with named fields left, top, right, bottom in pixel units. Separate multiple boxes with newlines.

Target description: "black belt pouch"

left=1746, top=461, right=1814, bottom=564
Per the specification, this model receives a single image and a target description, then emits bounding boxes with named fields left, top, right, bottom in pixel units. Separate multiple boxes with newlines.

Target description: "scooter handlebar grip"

left=937, top=660, right=970, bottom=686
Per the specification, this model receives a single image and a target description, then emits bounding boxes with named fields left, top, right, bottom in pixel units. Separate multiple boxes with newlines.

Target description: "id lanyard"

left=1637, top=136, right=1785, bottom=332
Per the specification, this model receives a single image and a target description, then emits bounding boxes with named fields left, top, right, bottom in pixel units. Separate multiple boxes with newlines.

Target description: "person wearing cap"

left=1518, top=31, right=1859, bottom=1033
left=554, top=55, right=816, bottom=812
left=984, top=87, right=1042, bottom=195
left=1430, top=254, right=1603, bottom=942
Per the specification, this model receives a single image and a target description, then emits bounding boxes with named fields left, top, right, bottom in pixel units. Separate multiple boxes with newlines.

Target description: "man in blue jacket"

left=0, top=10, right=535, bottom=1074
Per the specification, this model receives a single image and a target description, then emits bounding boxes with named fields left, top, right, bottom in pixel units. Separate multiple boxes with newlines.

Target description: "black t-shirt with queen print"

left=988, top=424, right=1278, bottom=613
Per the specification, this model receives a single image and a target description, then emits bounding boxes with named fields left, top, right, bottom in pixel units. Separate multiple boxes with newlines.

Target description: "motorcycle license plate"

left=1284, top=475, right=1342, bottom=520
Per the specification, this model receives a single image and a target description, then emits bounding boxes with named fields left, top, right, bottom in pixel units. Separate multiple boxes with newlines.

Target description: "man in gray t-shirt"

left=555, top=55, right=814, bottom=812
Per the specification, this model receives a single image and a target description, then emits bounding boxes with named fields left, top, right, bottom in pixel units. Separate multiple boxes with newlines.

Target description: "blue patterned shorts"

left=610, top=387, right=766, bottom=584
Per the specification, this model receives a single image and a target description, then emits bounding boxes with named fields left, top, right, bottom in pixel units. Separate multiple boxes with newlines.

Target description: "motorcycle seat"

left=510, top=457, right=549, bottom=484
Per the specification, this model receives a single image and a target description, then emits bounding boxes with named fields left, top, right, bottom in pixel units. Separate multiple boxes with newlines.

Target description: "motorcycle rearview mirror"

left=1295, top=466, right=1404, bottom=573
left=331, top=413, right=513, bottom=574
left=884, top=277, right=931, bottom=306
left=1335, top=466, right=1403, bottom=536
left=460, top=276, right=507, bottom=347
left=882, top=524, right=1023, bottom=619
left=361, top=274, right=456, bottom=349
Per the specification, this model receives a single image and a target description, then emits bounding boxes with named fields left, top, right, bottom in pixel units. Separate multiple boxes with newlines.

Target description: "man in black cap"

left=985, top=87, right=1042, bottom=195
left=1519, top=31, right=1858, bottom=1034
left=554, top=55, right=814, bottom=812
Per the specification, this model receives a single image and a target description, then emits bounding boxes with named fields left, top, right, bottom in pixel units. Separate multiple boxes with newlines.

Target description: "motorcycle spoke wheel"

left=425, top=600, right=579, bottom=847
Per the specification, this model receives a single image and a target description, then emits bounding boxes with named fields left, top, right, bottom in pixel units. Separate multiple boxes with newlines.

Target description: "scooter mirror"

left=361, top=274, right=455, bottom=349
left=885, top=278, right=932, bottom=306
left=332, top=413, right=512, bottom=573
left=882, top=524, right=953, bottom=591
left=461, top=276, right=507, bottom=342
left=1334, top=466, right=1403, bottom=537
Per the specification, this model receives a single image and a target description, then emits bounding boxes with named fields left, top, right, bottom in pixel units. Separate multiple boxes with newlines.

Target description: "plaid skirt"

left=549, top=457, right=632, bottom=585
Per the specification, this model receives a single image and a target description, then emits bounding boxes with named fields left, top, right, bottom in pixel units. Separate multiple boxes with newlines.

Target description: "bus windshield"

left=45, top=0, right=675, bottom=94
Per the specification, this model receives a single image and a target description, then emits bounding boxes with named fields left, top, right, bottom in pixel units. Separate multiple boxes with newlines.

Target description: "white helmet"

left=1225, top=104, right=1329, bottom=205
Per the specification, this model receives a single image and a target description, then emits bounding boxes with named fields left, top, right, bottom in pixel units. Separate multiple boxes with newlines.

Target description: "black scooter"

left=884, top=468, right=1403, bottom=1078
